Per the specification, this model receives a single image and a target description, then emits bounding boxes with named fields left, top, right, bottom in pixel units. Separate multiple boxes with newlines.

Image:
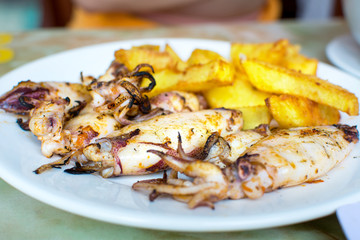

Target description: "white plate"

left=1, top=38, right=360, bottom=232
left=326, top=34, right=360, bottom=78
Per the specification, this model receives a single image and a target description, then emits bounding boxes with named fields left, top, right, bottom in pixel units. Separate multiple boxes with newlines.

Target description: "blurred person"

left=68, top=0, right=281, bottom=28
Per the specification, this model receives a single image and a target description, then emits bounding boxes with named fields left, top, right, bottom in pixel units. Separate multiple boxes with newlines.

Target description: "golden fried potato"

left=231, top=39, right=291, bottom=72
left=115, top=45, right=177, bottom=72
left=236, top=105, right=271, bottom=130
left=317, top=103, right=342, bottom=125
left=231, top=39, right=318, bottom=75
left=143, top=59, right=233, bottom=96
left=203, top=73, right=270, bottom=108
left=266, top=95, right=340, bottom=128
left=141, top=69, right=182, bottom=98
left=243, top=59, right=359, bottom=116
left=283, top=46, right=318, bottom=75
left=187, top=49, right=226, bottom=66
left=164, top=44, right=187, bottom=72
left=132, top=45, right=160, bottom=51
left=284, top=55, right=318, bottom=75
left=175, top=59, right=233, bottom=92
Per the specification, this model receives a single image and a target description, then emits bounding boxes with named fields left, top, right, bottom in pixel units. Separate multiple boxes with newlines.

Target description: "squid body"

left=133, top=125, right=359, bottom=208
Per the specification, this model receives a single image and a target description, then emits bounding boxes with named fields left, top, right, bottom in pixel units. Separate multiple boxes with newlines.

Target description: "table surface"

left=0, top=19, right=353, bottom=239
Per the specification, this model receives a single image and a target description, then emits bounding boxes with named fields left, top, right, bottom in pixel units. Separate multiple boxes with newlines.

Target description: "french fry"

left=142, top=59, right=234, bottom=96
left=243, top=59, right=359, bottom=116
left=231, top=39, right=291, bottom=72
left=115, top=45, right=177, bottom=72
left=141, top=69, right=182, bottom=98
left=132, top=45, right=160, bottom=51
left=187, top=49, right=226, bottom=66
left=266, top=95, right=340, bottom=128
left=282, top=45, right=318, bottom=75
left=284, top=55, right=318, bottom=75
left=164, top=44, right=187, bottom=72
left=203, top=73, right=270, bottom=108
left=175, top=59, right=233, bottom=92
left=231, top=39, right=318, bottom=75
left=236, top=105, right=271, bottom=130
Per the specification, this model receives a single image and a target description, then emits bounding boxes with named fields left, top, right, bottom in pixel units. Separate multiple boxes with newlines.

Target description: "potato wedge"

left=175, top=59, right=233, bottom=92
left=243, top=59, right=359, bottom=116
left=284, top=55, right=318, bottom=75
left=236, top=105, right=271, bottom=130
left=132, top=45, right=160, bottom=51
left=203, top=73, right=270, bottom=108
left=141, top=69, right=182, bottom=98
left=165, top=44, right=187, bottom=72
left=231, top=39, right=290, bottom=72
left=266, top=95, right=340, bottom=128
left=143, top=59, right=233, bottom=96
left=187, top=49, right=226, bottom=66
left=115, top=46, right=176, bottom=72
left=231, top=39, right=318, bottom=75
left=282, top=44, right=318, bottom=75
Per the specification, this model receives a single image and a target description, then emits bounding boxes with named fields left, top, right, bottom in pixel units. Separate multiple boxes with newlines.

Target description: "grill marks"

left=334, top=124, right=359, bottom=143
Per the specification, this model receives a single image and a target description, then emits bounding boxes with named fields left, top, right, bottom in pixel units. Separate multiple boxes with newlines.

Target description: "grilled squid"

left=129, top=91, right=207, bottom=124
left=86, top=63, right=156, bottom=124
left=0, top=79, right=122, bottom=156
left=34, top=109, right=243, bottom=177
left=25, top=96, right=120, bottom=157
left=0, top=80, right=91, bottom=133
left=236, top=125, right=358, bottom=199
left=28, top=98, right=71, bottom=157
left=0, top=80, right=91, bottom=116
left=53, top=90, right=205, bottom=156
left=0, top=67, right=206, bottom=157
left=0, top=80, right=94, bottom=156
left=150, top=91, right=207, bottom=113
left=58, top=90, right=206, bottom=155
left=133, top=125, right=358, bottom=208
